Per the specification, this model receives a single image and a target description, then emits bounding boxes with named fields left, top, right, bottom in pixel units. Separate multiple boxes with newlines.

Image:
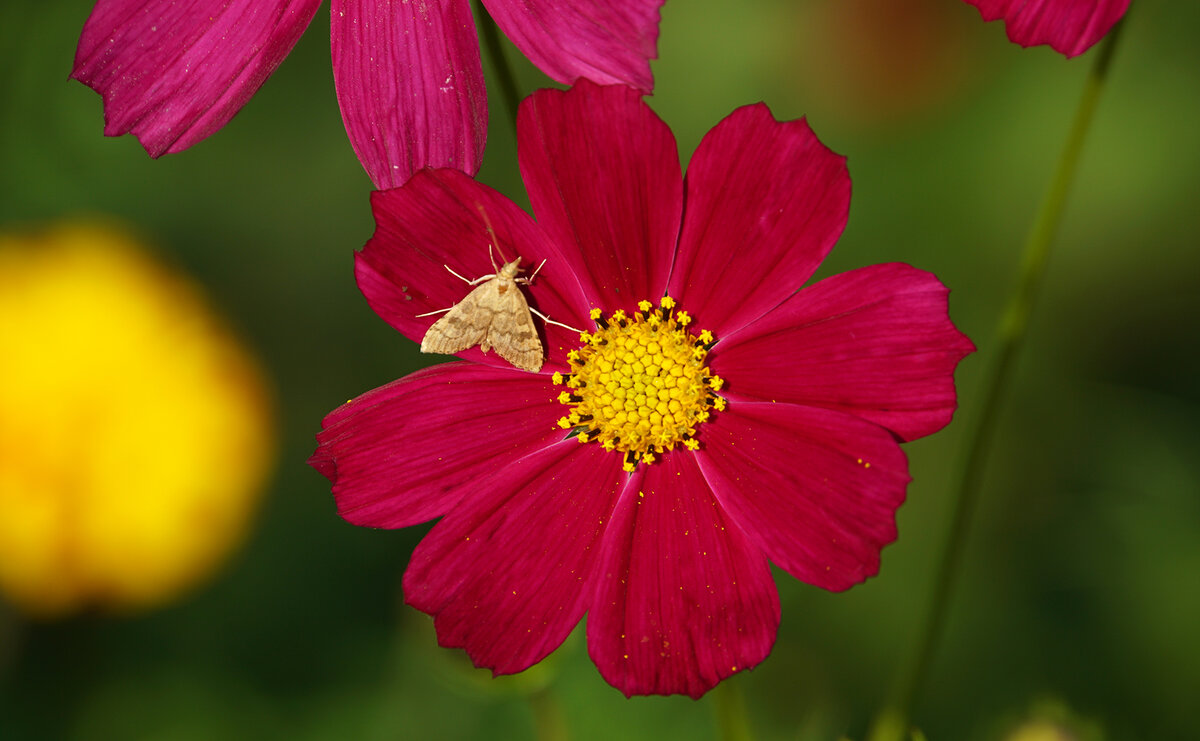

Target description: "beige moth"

left=419, top=254, right=546, bottom=372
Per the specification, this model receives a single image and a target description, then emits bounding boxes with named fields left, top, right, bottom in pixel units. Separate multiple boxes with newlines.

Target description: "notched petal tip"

left=964, top=0, right=1130, bottom=58
left=72, top=0, right=322, bottom=156
left=587, top=458, right=780, bottom=698
left=358, top=169, right=591, bottom=368
left=306, top=444, right=337, bottom=482
left=484, top=0, right=664, bottom=92
left=518, top=81, right=682, bottom=313
left=711, top=262, right=975, bottom=442
left=311, top=364, right=563, bottom=530
left=669, top=101, right=851, bottom=337
left=698, top=403, right=911, bottom=592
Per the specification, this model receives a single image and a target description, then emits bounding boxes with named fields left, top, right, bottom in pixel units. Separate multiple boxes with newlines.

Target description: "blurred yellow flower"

left=0, top=221, right=275, bottom=617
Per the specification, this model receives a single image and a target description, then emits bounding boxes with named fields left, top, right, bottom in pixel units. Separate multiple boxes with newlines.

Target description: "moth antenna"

left=415, top=307, right=454, bottom=318
left=530, top=307, right=583, bottom=334
left=443, top=264, right=495, bottom=286
left=474, top=202, right=512, bottom=268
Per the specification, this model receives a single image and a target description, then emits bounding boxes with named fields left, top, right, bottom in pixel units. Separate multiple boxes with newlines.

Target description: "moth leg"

left=530, top=307, right=583, bottom=334
left=443, top=264, right=495, bottom=286
left=518, top=258, right=548, bottom=286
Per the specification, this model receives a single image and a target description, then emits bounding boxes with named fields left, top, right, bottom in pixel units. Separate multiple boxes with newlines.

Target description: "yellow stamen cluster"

left=553, top=297, right=726, bottom=472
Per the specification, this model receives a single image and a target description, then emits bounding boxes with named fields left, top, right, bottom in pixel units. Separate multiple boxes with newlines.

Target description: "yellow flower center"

left=553, top=297, right=726, bottom=472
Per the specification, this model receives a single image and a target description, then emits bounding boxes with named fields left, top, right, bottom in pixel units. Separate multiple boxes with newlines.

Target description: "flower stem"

left=866, top=19, right=1127, bottom=741
left=473, top=0, right=521, bottom=134
left=528, top=686, right=569, bottom=741
left=712, top=678, right=755, bottom=741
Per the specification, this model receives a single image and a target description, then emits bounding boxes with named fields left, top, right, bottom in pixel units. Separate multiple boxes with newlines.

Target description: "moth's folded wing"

left=488, top=293, right=544, bottom=372
left=420, top=298, right=491, bottom=355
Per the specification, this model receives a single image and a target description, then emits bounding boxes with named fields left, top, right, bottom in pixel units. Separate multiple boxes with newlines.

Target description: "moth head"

left=498, top=259, right=523, bottom=280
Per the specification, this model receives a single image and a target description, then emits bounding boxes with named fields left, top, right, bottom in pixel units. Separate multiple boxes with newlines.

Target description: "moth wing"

left=487, top=286, right=543, bottom=372
left=420, top=282, right=495, bottom=356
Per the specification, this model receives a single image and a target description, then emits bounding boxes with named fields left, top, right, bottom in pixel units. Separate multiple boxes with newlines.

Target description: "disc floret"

left=553, top=297, right=726, bottom=472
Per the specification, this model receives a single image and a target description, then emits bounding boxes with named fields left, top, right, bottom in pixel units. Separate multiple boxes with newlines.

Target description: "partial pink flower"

left=964, top=0, right=1129, bottom=57
left=310, top=81, right=975, bottom=697
left=71, top=1, right=663, bottom=189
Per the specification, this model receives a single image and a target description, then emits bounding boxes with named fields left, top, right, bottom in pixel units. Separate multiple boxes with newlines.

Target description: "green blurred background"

left=1, top=0, right=1198, bottom=738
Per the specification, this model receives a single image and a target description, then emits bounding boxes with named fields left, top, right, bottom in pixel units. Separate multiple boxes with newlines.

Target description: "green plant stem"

left=713, top=678, right=755, bottom=741
left=473, top=0, right=521, bottom=134
left=866, top=20, right=1126, bottom=741
left=528, top=686, right=569, bottom=741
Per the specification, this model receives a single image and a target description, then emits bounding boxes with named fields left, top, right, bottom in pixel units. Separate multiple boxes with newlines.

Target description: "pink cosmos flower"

left=71, top=1, right=663, bottom=189
left=964, top=0, right=1130, bottom=57
left=309, top=81, right=975, bottom=697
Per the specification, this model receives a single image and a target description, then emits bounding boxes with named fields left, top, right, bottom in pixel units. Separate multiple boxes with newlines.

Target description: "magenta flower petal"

left=519, top=82, right=682, bottom=313
left=311, top=363, right=563, bottom=528
left=697, top=402, right=911, bottom=592
left=482, top=0, right=663, bottom=91
left=964, top=0, right=1130, bottom=57
left=403, top=441, right=625, bottom=675
left=331, top=0, right=488, bottom=189
left=72, top=0, right=321, bottom=157
left=711, top=263, right=975, bottom=442
left=588, top=454, right=781, bottom=698
left=667, top=104, right=851, bottom=337
left=313, top=81, right=976, bottom=697
left=356, top=169, right=592, bottom=372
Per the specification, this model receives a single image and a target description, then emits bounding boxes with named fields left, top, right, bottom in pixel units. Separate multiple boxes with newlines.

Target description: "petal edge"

left=332, top=0, right=488, bottom=188
left=72, top=0, right=322, bottom=156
